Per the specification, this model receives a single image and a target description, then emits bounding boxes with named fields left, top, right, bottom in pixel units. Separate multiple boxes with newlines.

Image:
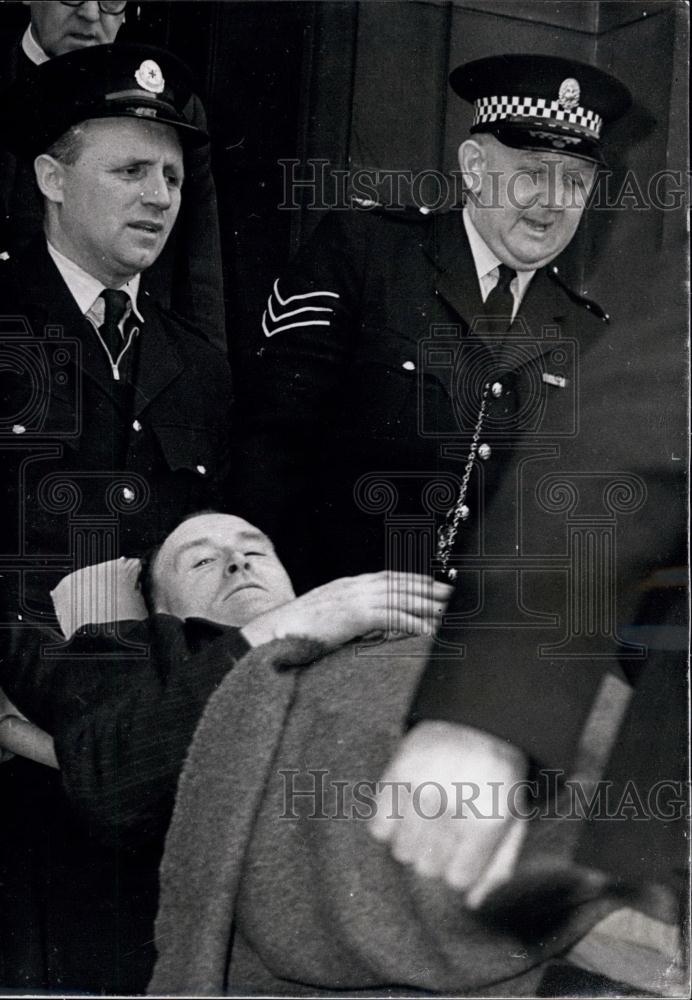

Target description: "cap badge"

left=558, top=77, right=580, bottom=111
left=135, top=59, right=165, bottom=95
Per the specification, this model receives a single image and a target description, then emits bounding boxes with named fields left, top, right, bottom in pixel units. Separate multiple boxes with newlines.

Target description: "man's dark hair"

left=46, top=121, right=89, bottom=165
left=137, top=543, right=161, bottom=616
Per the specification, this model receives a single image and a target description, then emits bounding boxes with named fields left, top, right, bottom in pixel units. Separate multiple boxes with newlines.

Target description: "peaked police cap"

left=2, top=43, right=207, bottom=157
left=450, top=53, right=632, bottom=164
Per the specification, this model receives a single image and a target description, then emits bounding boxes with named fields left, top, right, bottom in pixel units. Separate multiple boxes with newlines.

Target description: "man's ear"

left=458, top=138, right=486, bottom=200
left=34, top=154, right=66, bottom=205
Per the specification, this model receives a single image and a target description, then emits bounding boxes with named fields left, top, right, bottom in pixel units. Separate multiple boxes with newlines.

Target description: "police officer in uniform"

left=0, top=42, right=232, bottom=610
left=234, top=55, right=687, bottom=994
left=0, top=44, right=232, bottom=992
left=233, top=54, right=631, bottom=596
left=0, top=1, right=227, bottom=351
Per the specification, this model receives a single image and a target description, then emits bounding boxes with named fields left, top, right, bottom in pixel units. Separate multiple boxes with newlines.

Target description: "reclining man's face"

left=152, top=514, right=296, bottom=627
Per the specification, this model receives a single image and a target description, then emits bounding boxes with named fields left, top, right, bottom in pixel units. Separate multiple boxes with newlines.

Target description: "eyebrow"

left=111, top=156, right=184, bottom=173
left=172, top=531, right=269, bottom=571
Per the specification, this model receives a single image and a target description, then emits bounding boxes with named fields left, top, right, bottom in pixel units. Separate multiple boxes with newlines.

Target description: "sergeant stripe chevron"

left=262, top=279, right=339, bottom=337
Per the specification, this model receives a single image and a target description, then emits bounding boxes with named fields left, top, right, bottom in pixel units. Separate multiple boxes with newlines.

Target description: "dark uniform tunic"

left=0, top=239, right=234, bottom=993
left=0, top=238, right=232, bottom=619
left=233, top=206, right=608, bottom=594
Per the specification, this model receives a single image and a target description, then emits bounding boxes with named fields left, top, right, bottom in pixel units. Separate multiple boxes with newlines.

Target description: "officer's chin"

left=509, top=235, right=569, bottom=270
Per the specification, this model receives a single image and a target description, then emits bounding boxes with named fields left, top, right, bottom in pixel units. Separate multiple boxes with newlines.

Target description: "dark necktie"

left=99, top=288, right=130, bottom=359
left=483, top=263, right=517, bottom=330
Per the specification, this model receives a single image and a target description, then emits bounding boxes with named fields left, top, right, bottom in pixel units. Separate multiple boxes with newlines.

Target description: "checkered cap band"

left=474, top=96, right=602, bottom=137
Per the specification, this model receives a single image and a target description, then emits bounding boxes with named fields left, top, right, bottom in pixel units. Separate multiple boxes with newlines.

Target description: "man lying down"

left=4, top=513, right=683, bottom=997
left=0, top=510, right=451, bottom=990
left=2, top=511, right=450, bottom=844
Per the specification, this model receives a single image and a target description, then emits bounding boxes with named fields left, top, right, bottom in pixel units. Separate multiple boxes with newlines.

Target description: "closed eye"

left=118, top=164, right=147, bottom=179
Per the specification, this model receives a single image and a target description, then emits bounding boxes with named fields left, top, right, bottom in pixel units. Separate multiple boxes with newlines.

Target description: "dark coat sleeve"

left=0, top=615, right=250, bottom=845
left=230, top=211, right=368, bottom=553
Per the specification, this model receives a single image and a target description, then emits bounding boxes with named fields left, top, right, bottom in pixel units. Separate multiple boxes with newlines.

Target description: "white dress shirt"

left=46, top=241, right=143, bottom=328
left=462, top=209, right=535, bottom=321
left=21, top=25, right=50, bottom=66
left=47, top=241, right=144, bottom=379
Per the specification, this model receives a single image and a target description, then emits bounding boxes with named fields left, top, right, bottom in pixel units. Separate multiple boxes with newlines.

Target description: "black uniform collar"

left=425, top=209, right=485, bottom=327
left=423, top=209, right=589, bottom=367
left=9, top=238, right=185, bottom=415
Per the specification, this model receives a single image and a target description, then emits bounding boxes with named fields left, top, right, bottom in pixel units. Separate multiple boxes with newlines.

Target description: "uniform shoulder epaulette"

left=547, top=265, right=610, bottom=323
left=354, top=199, right=438, bottom=224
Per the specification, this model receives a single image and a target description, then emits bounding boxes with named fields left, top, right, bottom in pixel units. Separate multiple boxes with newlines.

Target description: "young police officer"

left=0, top=43, right=231, bottom=991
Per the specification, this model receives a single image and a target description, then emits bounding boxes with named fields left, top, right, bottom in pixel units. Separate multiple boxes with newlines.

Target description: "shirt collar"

left=22, top=25, right=50, bottom=66
left=46, top=240, right=144, bottom=322
left=462, top=208, right=536, bottom=299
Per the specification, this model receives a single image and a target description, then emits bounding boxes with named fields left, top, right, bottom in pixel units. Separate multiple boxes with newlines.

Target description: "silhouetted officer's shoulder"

left=354, top=199, right=441, bottom=224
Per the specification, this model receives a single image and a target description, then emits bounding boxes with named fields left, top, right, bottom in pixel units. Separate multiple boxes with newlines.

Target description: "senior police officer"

left=225, top=55, right=685, bottom=995
left=0, top=44, right=232, bottom=992
left=234, top=54, right=631, bottom=596
left=231, top=47, right=679, bottom=951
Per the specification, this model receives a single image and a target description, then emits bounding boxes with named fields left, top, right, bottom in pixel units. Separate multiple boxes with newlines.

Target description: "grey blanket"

left=150, top=635, right=618, bottom=996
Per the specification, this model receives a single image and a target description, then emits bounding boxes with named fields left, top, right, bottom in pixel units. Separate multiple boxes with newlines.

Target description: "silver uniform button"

left=491, top=381, right=503, bottom=398
left=460, top=504, right=470, bottom=521
left=12, top=424, right=26, bottom=435
left=122, top=487, right=135, bottom=502
left=478, top=443, right=491, bottom=460
left=132, top=420, right=142, bottom=432
left=196, top=464, right=207, bottom=475
left=402, top=360, right=416, bottom=371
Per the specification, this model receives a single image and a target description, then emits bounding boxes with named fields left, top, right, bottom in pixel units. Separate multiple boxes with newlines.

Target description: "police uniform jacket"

left=0, top=239, right=234, bottom=991
left=234, top=206, right=609, bottom=593
left=1, top=238, right=232, bottom=618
